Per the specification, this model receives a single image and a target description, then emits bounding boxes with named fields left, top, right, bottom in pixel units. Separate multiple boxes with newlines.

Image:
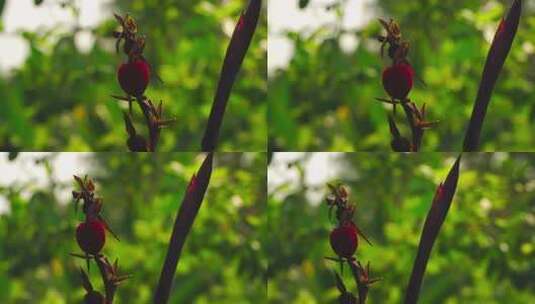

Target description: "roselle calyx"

left=76, top=220, right=106, bottom=255
left=391, top=136, right=411, bottom=152
left=84, top=290, right=105, bottom=304
left=382, top=63, right=414, bottom=100
left=118, top=59, right=150, bottom=97
left=330, top=223, right=358, bottom=258
left=338, top=292, right=357, bottom=304
left=127, top=134, right=148, bottom=152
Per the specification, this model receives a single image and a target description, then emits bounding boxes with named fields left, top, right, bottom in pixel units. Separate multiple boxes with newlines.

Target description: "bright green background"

left=268, top=153, right=535, bottom=303
left=0, top=0, right=267, bottom=151
left=0, top=152, right=266, bottom=303
left=269, top=0, right=535, bottom=151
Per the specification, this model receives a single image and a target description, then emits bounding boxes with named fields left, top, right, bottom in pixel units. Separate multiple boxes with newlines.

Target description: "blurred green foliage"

left=268, top=152, right=535, bottom=303
left=0, top=0, right=267, bottom=151
left=269, top=0, right=535, bottom=151
left=0, top=152, right=266, bottom=303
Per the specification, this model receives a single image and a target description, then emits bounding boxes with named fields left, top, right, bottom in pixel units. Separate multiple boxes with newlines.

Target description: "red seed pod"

left=84, top=290, right=105, bottom=304
left=117, top=59, right=150, bottom=97
left=391, top=136, right=411, bottom=152
left=338, top=292, right=357, bottom=304
left=76, top=220, right=106, bottom=255
left=127, top=134, right=148, bottom=152
left=382, top=63, right=414, bottom=100
left=330, top=224, right=358, bottom=258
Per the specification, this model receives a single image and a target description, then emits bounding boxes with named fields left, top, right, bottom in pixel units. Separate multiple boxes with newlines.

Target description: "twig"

left=349, top=260, right=380, bottom=304
left=462, top=0, right=521, bottom=151
left=73, top=176, right=129, bottom=303
left=112, top=13, right=174, bottom=152
left=401, top=102, right=424, bottom=151
left=136, top=96, right=161, bottom=151
left=326, top=184, right=379, bottom=303
left=201, top=0, right=262, bottom=151
left=404, top=155, right=461, bottom=304
left=95, top=255, right=117, bottom=302
left=153, top=153, right=214, bottom=303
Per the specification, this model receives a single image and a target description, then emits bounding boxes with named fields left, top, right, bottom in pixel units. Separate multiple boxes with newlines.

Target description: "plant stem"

left=153, top=153, right=214, bottom=303
left=404, top=156, right=461, bottom=304
left=462, top=0, right=521, bottom=151
left=201, top=0, right=262, bottom=151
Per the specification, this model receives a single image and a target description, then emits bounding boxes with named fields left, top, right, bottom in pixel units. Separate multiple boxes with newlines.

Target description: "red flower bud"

left=330, top=224, right=358, bottom=258
left=117, top=59, right=150, bottom=97
left=391, top=136, right=411, bottom=152
left=382, top=63, right=414, bottom=100
left=84, top=290, right=105, bottom=304
left=76, top=220, right=106, bottom=255
left=338, top=292, right=357, bottom=304
left=127, top=134, right=148, bottom=152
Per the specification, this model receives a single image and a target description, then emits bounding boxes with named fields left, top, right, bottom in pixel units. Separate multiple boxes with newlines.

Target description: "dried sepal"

left=79, top=267, right=94, bottom=292
left=334, top=271, right=347, bottom=293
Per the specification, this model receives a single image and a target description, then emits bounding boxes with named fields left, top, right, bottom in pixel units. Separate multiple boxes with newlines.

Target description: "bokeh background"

left=268, top=0, right=535, bottom=151
left=0, top=0, right=266, bottom=151
left=268, top=152, right=535, bottom=303
left=0, top=152, right=266, bottom=303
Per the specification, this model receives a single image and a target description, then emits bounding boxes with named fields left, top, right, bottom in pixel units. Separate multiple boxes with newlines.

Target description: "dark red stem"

left=153, top=153, right=214, bottom=303
left=404, top=156, right=461, bottom=304
left=201, top=0, right=262, bottom=151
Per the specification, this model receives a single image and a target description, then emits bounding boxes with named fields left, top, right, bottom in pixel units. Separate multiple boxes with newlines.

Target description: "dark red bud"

left=330, top=224, right=358, bottom=258
left=127, top=134, right=148, bottom=152
left=118, top=59, right=150, bottom=97
left=382, top=63, right=414, bottom=100
left=76, top=220, right=106, bottom=255
left=84, top=290, right=105, bottom=304
left=391, top=136, right=411, bottom=152
left=338, top=292, right=357, bottom=304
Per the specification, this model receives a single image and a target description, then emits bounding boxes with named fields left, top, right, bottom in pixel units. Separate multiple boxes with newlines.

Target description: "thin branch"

left=404, top=155, right=462, bottom=304
left=153, top=153, right=214, bottom=304
left=401, top=102, right=423, bottom=151
left=95, top=255, right=117, bottom=302
left=463, top=0, right=522, bottom=151
left=136, top=96, right=160, bottom=151
left=201, top=0, right=262, bottom=151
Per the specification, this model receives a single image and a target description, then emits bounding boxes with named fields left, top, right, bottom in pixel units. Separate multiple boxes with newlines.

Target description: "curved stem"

left=153, top=153, right=214, bottom=303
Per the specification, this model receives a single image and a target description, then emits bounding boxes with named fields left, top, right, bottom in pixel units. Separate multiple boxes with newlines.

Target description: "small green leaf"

left=34, top=0, right=44, bottom=6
